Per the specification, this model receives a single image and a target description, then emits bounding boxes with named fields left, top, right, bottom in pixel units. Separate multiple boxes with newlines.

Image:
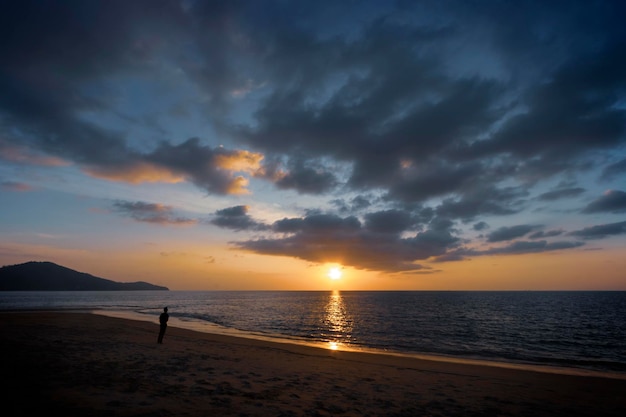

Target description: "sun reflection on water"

left=324, top=290, right=353, bottom=350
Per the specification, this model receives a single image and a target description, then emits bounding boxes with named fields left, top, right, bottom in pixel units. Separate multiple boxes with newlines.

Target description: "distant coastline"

left=0, top=261, right=168, bottom=291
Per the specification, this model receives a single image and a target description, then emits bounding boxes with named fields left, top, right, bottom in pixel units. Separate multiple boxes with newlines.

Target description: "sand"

left=1, top=312, right=625, bottom=417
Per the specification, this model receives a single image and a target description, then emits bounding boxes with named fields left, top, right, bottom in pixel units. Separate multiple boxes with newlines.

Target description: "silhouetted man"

left=158, top=307, right=169, bottom=344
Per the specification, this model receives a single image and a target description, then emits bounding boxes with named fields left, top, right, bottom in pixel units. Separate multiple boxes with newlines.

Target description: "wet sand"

left=2, top=311, right=625, bottom=416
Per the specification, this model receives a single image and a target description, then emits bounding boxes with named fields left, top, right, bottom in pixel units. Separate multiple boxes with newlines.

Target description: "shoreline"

left=3, top=311, right=626, bottom=416
left=5, top=307, right=626, bottom=381
left=93, top=309, right=626, bottom=381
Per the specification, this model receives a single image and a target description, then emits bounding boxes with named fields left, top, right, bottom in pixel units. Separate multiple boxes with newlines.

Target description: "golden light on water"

left=324, top=290, right=352, bottom=351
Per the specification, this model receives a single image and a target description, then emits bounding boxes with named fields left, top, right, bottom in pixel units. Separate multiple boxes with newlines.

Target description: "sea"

left=1, top=290, right=625, bottom=377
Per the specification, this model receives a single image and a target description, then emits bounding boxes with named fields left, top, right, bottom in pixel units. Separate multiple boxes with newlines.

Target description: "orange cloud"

left=226, top=175, right=252, bottom=195
left=215, top=150, right=263, bottom=173
left=84, top=162, right=185, bottom=184
left=0, top=140, right=68, bottom=167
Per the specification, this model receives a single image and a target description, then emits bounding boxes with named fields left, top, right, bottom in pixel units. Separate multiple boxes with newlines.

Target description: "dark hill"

left=0, top=261, right=169, bottom=291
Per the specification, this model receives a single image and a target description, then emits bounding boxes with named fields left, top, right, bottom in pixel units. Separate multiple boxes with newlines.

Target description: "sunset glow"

left=328, top=267, right=343, bottom=281
left=1, top=1, right=625, bottom=290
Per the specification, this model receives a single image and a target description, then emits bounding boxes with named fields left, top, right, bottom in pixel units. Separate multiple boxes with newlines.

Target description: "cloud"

left=331, top=195, right=373, bottom=214
left=0, top=1, right=264, bottom=196
left=2, top=1, right=624, bottom=209
left=601, top=158, right=626, bottom=180
left=364, top=209, right=417, bottom=234
left=435, top=186, right=526, bottom=220
left=439, top=238, right=585, bottom=260
left=481, top=240, right=585, bottom=255
left=386, top=161, right=484, bottom=204
left=112, top=200, right=196, bottom=225
left=0, top=140, right=69, bottom=167
left=84, top=162, right=186, bottom=184
left=80, top=139, right=264, bottom=195
left=0, top=1, right=186, bottom=166
left=473, top=221, right=489, bottom=231
left=538, top=187, right=585, bottom=201
left=232, top=28, right=507, bottom=203
left=1, top=181, right=34, bottom=192
left=259, top=158, right=339, bottom=195
left=147, top=138, right=264, bottom=195
left=528, top=229, right=563, bottom=239
left=1, top=0, right=625, bottom=277
left=222, top=1, right=625, bottom=216
left=569, top=221, right=626, bottom=240
left=234, top=212, right=459, bottom=273
left=272, top=213, right=361, bottom=234
left=582, top=190, right=626, bottom=213
left=464, top=41, right=626, bottom=180
left=210, top=205, right=268, bottom=231
left=486, top=224, right=539, bottom=242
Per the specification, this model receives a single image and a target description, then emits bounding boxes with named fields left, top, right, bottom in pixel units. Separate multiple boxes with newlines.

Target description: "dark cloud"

left=528, top=229, right=563, bottom=239
left=0, top=1, right=266, bottom=196
left=601, top=158, right=626, bottom=180
left=538, top=187, right=585, bottom=201
left=0, top=0, right=185, bottom=162
left=570, top=221, right=626, bottom=240
left=147, top=138, right=263, bottom=195
left=437, top=237, right=586, bottom=260
left=113, top=200, right=195, bottom=225
left=272, top=159, right=338, bottom=194
left=465, top=41, right=626, bottom=172
left=473, top=221, right=489, bottom=231
left=364, top=210, right=416, bottom=234
left=331, top=195, right=373, bottom=213
left=582, top=190, right=626, bottom=214
left=225, top=1, right=626, bottom=211
left=272, top=213, right=361, bottom=234
left=3, top=1, right=624, bottom=203
left=481, top=240, right=585, bottom=255
left=234, top=34, right=507, bottom=200
left=210, top=205, right=268, bottom=231
left=233, top=212, right=459, bottom=273
left=486, top=224, right=539, bottom=242
left=386, top=161, right=482, bottom=203
left=436, top=186, right=526, bottom=220
left=1, top=0, right=625, bottom=274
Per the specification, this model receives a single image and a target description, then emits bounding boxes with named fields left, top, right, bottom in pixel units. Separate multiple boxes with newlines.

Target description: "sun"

left=328, top=267, right=342, bottom=280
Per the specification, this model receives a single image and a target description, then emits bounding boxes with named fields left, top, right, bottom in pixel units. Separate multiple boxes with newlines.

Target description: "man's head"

left=164, top=307, right=168, bottom=312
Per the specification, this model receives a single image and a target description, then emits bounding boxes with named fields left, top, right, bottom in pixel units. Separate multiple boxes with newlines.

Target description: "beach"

left=2, top=312, right=625, bottom=417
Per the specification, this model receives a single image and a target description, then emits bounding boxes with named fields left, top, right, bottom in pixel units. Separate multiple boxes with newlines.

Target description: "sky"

left=1, top=0, right=625, bottom=290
